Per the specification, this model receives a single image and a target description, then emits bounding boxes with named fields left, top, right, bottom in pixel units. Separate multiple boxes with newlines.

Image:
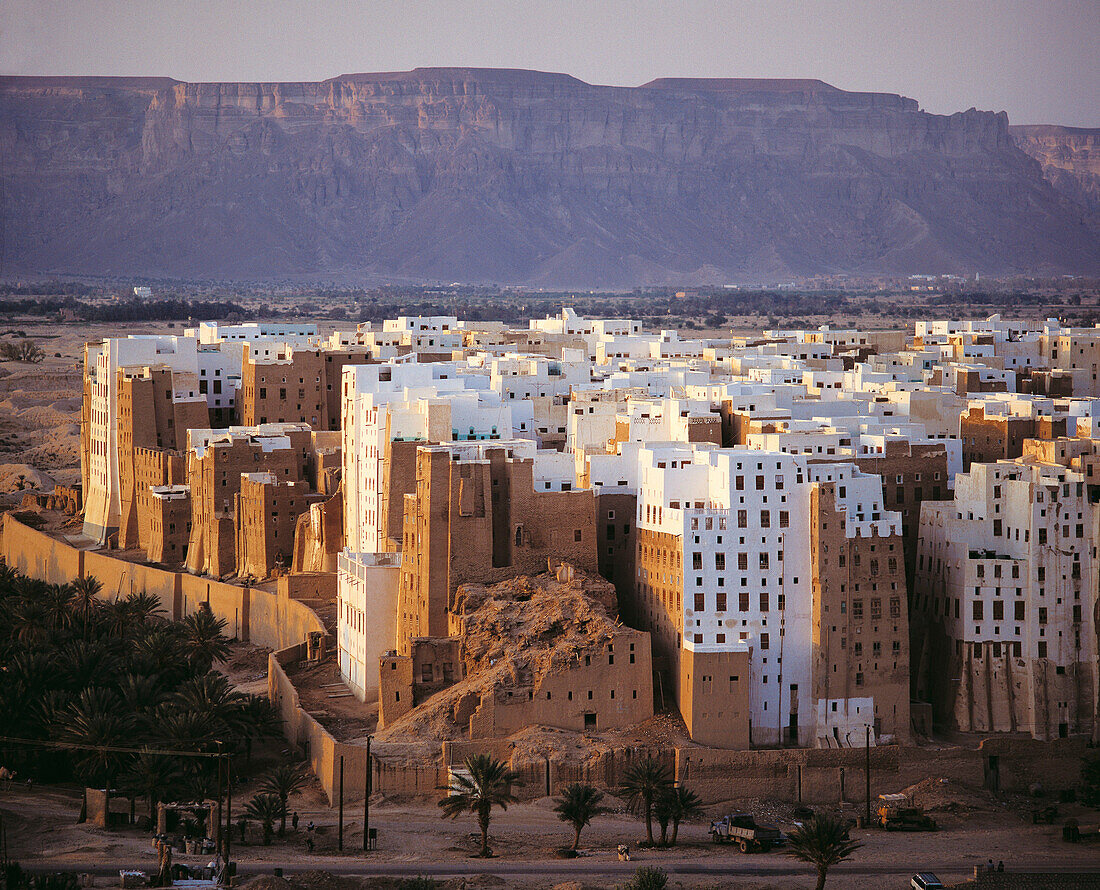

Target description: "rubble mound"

left=375, top=566, right=622, bottom=745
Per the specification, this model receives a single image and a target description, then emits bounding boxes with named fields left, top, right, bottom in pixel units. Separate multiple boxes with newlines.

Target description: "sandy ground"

left=0, top=322, right=170, bottom=509
left=3, top=776, right=1099, bottom=889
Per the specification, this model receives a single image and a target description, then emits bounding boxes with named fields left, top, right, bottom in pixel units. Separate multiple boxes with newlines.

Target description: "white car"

left=911, top=875, right=945, bottom=890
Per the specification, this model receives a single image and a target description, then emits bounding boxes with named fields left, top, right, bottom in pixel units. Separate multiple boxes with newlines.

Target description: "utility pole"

left=362, top=737, right=371, bottom=851
left=865, top=724, right=872, bottom=826
left=225, top=751, right=232, bottom=868
left=215, top=743, right=224, bottom=862
left=338, top=755, right=344, bottom=852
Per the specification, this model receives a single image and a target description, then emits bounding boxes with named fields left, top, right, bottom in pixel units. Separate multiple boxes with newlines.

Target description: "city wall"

left=2, top=515, right=1087, bottom=808
left=0, top=515, right=325, bottom=652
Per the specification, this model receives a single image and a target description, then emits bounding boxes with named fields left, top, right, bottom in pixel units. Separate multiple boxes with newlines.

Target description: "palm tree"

left=125, top=751, right=181, bottom=821
left=153, top=705, right=222, bottom=754
left=438, top=754, right=523, bottom=857
left=244, top=793, right=282, bottom=845
left=259, top=762, right=310, bottom=836
left=553, top=783, right=604, bottom=851
left=58, top=688, right=135, bottom=823
left=653, top=792, right=672, bottom=846
left=233, top=695, right=283, bottom=766
left=54, top=640, right=119, bottom=692
left=68, top=576, right=103, bottom=636
left=123, top=591, right=165, bottom=624
left=618, top=757, right=673, bottom=845
left=0, top=561, right=19, bottom=595
left=101, top=599, right=130, bottom=639
left=117, top=672, right=166, bottom=717
left=663, top=785, right=703, bottom=846
left=786, top=812, right=862, bottom=890
left=174, top=672, right=247, bottom=721
left=179, top=605, right=231, bottom=672
left=11, top=598, right=48, bottom=645
left=130, top=625, right=187, bottom=682
left=41, top=583, right=74, bottom=631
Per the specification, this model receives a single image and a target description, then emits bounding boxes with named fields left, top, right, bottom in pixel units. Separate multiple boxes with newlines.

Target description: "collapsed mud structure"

left=376, top=564, right=653, bottom=743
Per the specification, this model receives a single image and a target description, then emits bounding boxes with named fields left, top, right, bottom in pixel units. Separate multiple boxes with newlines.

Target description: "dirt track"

left=4, top=777, right=1099, bottom=890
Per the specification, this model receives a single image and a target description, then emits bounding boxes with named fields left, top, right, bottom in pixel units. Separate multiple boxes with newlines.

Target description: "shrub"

left=629, top=867, right=668, bottom=890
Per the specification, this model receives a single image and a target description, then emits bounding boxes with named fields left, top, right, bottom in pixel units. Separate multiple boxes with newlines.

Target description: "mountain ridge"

left=1, top=69, right=1096, bottom=285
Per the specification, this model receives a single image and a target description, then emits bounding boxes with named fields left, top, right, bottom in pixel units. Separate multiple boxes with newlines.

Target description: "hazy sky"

left=2, top=0, right=1097, bottom=127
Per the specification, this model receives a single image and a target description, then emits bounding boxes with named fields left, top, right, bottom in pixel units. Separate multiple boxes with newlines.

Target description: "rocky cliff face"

left=1011, top=125, right=1100, bottom=222
left=1, top=69, right=1097, bottom=285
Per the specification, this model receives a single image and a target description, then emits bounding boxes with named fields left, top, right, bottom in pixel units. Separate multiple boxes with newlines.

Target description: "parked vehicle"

left=709, top=813, right=782, bottom=852
left=878, top=793, right=937, bottom=831
left=1063, top=818, right=1100, bottom=843
left=911, top=874, right=945, bottom=890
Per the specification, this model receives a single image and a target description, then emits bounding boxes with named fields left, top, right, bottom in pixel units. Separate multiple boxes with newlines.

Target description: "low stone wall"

left=269, top=644, right=445, bottom=806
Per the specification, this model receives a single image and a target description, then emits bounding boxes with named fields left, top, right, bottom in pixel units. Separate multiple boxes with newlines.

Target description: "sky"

left=1, top=0, right=1097, bottom=127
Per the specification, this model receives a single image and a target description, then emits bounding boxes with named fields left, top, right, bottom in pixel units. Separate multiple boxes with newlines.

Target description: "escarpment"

left=1, top=68, right=1097, bottom=284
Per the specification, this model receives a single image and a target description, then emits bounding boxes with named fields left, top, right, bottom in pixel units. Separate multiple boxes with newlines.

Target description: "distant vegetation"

left=0, top=281, right=1097, bottom=327
left=0, top=339, right=44, bottom=363
left=0, top=296, right=251, bottom=323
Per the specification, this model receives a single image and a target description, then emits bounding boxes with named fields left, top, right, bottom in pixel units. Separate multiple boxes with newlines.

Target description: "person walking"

left=291, top=811, right=299, bottom=831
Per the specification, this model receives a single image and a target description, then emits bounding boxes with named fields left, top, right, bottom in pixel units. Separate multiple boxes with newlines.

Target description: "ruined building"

left=377, top=566, right=653, bottom=738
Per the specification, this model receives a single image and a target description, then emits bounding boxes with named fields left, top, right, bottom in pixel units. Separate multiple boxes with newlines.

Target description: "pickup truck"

left=709, top=813, right=782, bottom=852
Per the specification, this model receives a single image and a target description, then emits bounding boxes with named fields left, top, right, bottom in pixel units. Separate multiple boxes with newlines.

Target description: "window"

left=715, top=553, right=725, bottom=571
left=780, top=511, right=789, bottom=528
left=759, top=553, right=769, bottom=570
left=739, top=592, right=750, bottom=611
left=693, top=552, right=702, bottom=570
left=738, top=552, right=748, bottom=570
left=870, top=598, right=881, bottom=620
left=694, top=593, right=705, bottom=612
left=760, top=510, right=770, bottom=528
left=760, top=633, right=769, bottom=650
left=756, top=475, right=765, bottom=490
left=852, top=599, right=863, bottom=620
left=889, top=597, right=901, bottom=618
left=759, top=592, right=769, bottom=611
left=716, top=592, right=727, bottom=612
left=737, top=510, right=747, bottom=528
left=1015, top=601, right=1025, bottom=621
left=973, top=601, right=984, bottom=621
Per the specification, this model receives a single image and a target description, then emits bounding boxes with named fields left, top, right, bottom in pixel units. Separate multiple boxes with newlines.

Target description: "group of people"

left=291, top=810, right=317, bottom=851
left=985, top=859, right=1006, bottom=873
